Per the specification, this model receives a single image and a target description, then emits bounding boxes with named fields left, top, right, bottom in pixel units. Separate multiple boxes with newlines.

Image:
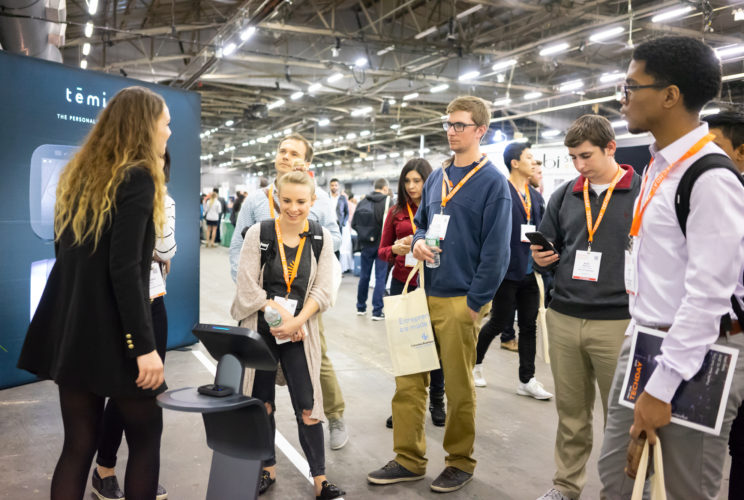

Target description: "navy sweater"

left=413, top=158, right=512, bottom=311
left=504, top=182, right=545, bottom=282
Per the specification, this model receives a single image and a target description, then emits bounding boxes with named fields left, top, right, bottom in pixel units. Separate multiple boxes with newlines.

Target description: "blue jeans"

left=357, top=245, right=387, bottom=316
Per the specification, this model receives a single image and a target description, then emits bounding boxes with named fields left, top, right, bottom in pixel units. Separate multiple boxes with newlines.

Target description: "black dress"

left=18, top=167, right=165, bottom=398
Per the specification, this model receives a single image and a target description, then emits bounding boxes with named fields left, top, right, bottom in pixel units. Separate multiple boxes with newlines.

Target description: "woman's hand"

left=270, top=316, right=305, bottom=340
left=135, top=350, right=164, bottom=390
left=392, top=235, right=414, bottom=256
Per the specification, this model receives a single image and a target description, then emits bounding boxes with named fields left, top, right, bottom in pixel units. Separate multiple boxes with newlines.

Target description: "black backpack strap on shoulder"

left=306, top=219, right=324, bottom=264
left=674, top=154, right=743, bottom=237
left=259, top=219, right=276, bottom=268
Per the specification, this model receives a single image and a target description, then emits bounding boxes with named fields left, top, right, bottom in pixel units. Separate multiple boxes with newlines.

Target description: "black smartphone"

left=525, top=231, right=555, bottom=252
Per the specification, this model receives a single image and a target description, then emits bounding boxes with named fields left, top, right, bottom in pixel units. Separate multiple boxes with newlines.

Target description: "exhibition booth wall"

left=0, top=51, right=201, bottom=389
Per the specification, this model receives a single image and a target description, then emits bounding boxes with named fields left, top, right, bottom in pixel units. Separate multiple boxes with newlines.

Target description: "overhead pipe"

left=0, top=0, right=66, bottom=62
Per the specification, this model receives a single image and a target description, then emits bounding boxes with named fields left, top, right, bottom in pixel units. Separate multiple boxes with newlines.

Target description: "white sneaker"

left=517, top=378, right=553, bottom=400
left=357, top=310, right=366, bottom=316
left=473, top=364, right=487, bottom=387
left=536, top=487, right=573, bottom=500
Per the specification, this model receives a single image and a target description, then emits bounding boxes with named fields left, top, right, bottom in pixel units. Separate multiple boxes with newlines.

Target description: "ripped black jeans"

left=253, top=316, right=325, bottom=477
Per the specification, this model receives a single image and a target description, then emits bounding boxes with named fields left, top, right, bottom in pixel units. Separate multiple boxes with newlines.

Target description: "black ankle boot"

left=429, top=390, right=446, bottom=427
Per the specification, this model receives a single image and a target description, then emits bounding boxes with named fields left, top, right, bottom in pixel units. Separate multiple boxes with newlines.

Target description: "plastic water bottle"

left=264, top=306, right=282, bottom=327
left=425, top=231, right=440, bottom=269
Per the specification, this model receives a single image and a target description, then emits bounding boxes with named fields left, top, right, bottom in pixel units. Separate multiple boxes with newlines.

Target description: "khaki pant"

left=546, top=308, right=628, bottom=499
left=392, top=296, right=489, bottom=475
left=318, top=314, right=345, bottom=420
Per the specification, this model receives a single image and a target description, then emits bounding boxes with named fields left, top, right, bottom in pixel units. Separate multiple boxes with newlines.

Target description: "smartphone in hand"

left=525, top=231, right=555, bottom=253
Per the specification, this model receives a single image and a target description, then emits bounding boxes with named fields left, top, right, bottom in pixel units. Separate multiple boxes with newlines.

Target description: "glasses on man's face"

left=621, top=83, right=668, bottom=102
left=442, top=121, right=477, bottom=133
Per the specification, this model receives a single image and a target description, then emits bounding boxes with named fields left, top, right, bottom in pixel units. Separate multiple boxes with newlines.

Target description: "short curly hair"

left=632, top=36, right=721, bottom=113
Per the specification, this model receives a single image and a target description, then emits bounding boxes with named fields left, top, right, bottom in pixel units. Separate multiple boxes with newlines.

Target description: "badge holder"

left=157, top=324, right=277, bottom=500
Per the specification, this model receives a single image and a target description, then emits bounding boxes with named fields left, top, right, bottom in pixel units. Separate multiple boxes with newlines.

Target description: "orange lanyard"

left=267, top=185, right=280, bottom=219
left=274, top=218, right=309, bottom=296
left=582, top=166, right=625, bottom=250
left=629, top=133, right=715, bottom=238
left=511, top=181, right=532, bottom=222
left=441, top=155, right=488, bottom=210
left=406, top=203, right=417, bottom=232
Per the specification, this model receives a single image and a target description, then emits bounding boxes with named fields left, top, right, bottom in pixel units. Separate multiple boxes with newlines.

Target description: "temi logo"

left=65, top=86, right=108, bottom=108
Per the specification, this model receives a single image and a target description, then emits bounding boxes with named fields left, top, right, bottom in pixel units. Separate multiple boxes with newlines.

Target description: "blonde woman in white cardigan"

left=231, top=171, right=345, bottom=500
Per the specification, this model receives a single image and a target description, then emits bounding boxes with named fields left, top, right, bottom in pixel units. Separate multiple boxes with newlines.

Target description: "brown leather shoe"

left=501, top=339, right=519, bottom=352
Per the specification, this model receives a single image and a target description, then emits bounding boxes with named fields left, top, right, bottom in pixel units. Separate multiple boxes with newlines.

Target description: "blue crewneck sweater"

left=412, top=158, right=512, bottom=311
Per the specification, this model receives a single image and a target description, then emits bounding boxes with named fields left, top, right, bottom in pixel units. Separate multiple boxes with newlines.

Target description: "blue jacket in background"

left=412, top=158, right=512, bottom=311
left=504, top=182, right=544, bottom=281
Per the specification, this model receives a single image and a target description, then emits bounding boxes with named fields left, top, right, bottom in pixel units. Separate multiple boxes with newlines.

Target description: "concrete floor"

left=0, top=245, right=731, bottom=499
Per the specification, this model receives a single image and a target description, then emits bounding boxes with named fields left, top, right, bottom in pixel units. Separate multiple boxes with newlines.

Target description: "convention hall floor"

left=1, top=245, right=731, bottom=499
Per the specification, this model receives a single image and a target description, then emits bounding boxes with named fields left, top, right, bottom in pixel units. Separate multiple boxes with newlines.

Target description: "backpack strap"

left=306, top=219, right=324, bottom=265
left=259, top=219, right=276, bottom=268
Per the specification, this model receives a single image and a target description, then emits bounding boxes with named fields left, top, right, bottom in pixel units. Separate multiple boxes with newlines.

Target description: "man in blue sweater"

left=473, top=141, right=553, bottom=400
left=367, top=96, right=512, bottom=493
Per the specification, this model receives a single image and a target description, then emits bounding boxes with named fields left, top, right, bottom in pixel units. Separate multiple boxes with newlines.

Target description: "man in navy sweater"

left=473, top=141, right=553, bottom=400
left=367, top=96, right=512, bottom=493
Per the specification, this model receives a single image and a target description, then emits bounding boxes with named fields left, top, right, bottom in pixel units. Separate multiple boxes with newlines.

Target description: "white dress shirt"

left=628, top=122, right=744, bottom=403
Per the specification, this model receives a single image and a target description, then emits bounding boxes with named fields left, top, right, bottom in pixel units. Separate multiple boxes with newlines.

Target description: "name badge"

left=404, top=252, right=418, bottom=267
left=273, top=296, right=298, bottom=344
left=572, top=250, right=602, bottom=282
left=520, top=224, right=536, bottom=243
left=149, top=262, right=166, bottom=299
left=430, top=214, right=451, bottom=240
left=624, top=250, right=638, bottom=295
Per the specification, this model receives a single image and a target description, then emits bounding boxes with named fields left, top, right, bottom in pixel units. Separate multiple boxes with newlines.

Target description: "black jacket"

left=18, top=167, right=164, bottom=398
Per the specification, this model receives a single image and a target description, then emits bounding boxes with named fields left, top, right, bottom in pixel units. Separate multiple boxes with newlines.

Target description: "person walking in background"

left=17, top=86, right=169, bottom=499
left=378, top=159, right=446, bottom=429
left=231, top=171, right=345, bottom=499
left=230, top=191, right=245, bottom=227
left=203, top=189, right=222, bottom=247
left=352, top=178, right=390, bottom=320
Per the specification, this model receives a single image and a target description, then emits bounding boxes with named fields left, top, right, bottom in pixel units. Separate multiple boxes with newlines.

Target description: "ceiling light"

left=700, top=107, right=721, bottom=117
left=283, top=128, right=292, bottom=135
left=346, top=132, right=357, bottom=139
left=84, top=22, right=94, bottom=38
left=351, top=106, right=373, bottom=117
left=249, top=139, right=256, bottom=145
left=542, top=129, right=561, bottom=138
left=403, top=150, right=414, bottom=157
left=493, top=97, right=512, bottom=107
left=389, top=152, right=401, bottom=158
left=559, top=79, right=584, bottom=92
left=377, top=45, right=394, bottom=56
left=715, top=44, right=744, bottom=61
left=365, top=156, right=374, bottom=162
left=318, top=118, right=330, bottom=126
left=377, top=154, right=387, bottom=160
left=496, top=73, right=506, bottom=83
left=539, top=42, right=569, bottom=57
left=355, top=57, right=368, bottom=67
left=723, top=72, right=744, bottom=81
left=224, top=120, right=234, bottom=127
left=458, top=70, right=480, bottom=81
left=524, top=91, right=543, bottom=100
left=430, top=83, right=449, bottom=93
left=88, top=0, right=98, bottom=15
left=327, top=72, right=344, bottom=83
left=353, top=157, right=362, bottom=163
left=589, top=26, right=624, bottom=42
left=390, top=123, right=400, bottom=129
left=415, top=26, right=437, bottom=39
left=267, top=99, right=285, bottom=110
left=240, top=26, right=256, bottom=41
left=222, top=43, right=237, bottom=56
left=388, top=98, right=396, bottom=105
left=735, top=9, right=744, bottom=21
left=291, top=91, right=304, bottom=100
left=599, top=72, right=625, bottom=83
left=401, top=103, right=408, bottom=108
left=403, top=92, right=419, bottom=101
left=492, top=59, right=517, bottom=71
left=360, top=130, right=371, bottom=137
left=82, top=42, right=91, bottom=56
left=456, top=4, right=483, bottom=19
left=323, top=138, right=332, bottom=145
left=80, top=59, right=88, bottom=69
left=651, top=5, right=694, bottom=23
left=334, top=160, right=342, bottom=166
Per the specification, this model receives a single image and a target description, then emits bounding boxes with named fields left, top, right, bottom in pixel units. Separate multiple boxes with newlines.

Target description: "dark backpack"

left=673, top=153, right=744, bottom=327
left=257, top=219, right=324, bottom=268
left=352, top=197, right=381, bottom=246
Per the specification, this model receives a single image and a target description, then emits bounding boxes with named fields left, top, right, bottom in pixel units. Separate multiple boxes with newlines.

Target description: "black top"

left=262, top=241, right=311, bottom=312
left=17, top=167, right=165, bottom=398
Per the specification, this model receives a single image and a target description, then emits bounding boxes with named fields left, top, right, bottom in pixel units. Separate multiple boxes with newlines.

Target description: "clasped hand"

left=392, top=235, right=414, bottom=256
left=267, top=300, right=306, bottom=342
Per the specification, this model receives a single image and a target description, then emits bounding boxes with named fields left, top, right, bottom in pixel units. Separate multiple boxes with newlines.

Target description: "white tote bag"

left=631, top=437, right=667, bottom=500
left=383, top=261, right=441, bottom=377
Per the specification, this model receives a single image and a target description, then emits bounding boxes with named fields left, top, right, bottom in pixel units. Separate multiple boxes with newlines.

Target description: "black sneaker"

left=156, top=483, right=168, bottom=500
left=430, top=466, right=473, bottom=493
left=385, top=415, right=393, bottom=428
left=258, top=470, right=275, bottom=495
left=316, top=480, right=345, bottom=499
left=91, top=469, right=124, bottom=500
left=367, top=460, right=425, bottom=485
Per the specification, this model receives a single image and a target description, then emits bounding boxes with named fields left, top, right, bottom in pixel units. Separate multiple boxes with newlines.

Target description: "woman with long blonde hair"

left=18, top=86, right=171, bottom=499
left=203, top=188, right=222, bottom=247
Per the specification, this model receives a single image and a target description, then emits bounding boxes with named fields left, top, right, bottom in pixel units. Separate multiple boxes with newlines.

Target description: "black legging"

left=52, top=385, right=162, bottom=499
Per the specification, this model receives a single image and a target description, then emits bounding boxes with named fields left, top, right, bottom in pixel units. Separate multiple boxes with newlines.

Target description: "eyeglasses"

left=442, top=121, right=477, bottom=133
left=621, top=83, right=669, bottom=102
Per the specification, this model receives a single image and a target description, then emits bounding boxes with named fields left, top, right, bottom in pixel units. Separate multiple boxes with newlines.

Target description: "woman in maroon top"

left=378, top=159, right=445, bottom=428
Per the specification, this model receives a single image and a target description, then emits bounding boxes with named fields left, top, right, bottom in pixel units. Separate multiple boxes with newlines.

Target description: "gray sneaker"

left=328, top=418, right=348, bottom=450
left=367, top=460, right=425, bottom=484
left=536, top=487, right=573, bottom=500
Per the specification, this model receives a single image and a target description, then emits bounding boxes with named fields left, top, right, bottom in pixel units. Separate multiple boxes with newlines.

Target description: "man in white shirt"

left=598, top=36, right=744, bottom=500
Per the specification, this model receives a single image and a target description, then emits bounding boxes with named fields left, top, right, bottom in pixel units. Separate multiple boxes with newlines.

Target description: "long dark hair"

left=395, top=158, right=433, bottom=214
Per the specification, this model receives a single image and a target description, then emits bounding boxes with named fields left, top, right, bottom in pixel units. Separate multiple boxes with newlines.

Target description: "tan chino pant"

left=318, top=314, right=345, bottom=420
